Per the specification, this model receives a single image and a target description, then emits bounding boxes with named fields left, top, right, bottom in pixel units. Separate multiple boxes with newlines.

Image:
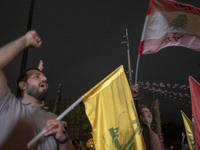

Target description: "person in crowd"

left=131, top=83, right=139, bottom=98
left=181, top=132, right=189, bottom=150
left=131, top=83, right=145, bottom=116
left=72, top=139, right=82, bottom=150
left=131, top=83, right=140, bottom=115
left=140, top=106, right=164, bottom=150
left=169, top=145, right=175, bottom=150
left=131, top=83, right=164, bottom=150
left=0, top=30, right=74, bottom=150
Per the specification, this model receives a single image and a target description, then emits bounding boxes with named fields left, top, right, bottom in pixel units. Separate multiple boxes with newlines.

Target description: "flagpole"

left=125, top=28, right=133, bottom=86
left=121, top=28, right=141, bottom=84
left=135, top=54, right=140, bottom=83
left=53, top=83, right=62, bottom=115
left=27, top=96, right=84, bottom=148
left=20, top=0, right=35, bottom=73
left=121, top=28, right=133, bottom=86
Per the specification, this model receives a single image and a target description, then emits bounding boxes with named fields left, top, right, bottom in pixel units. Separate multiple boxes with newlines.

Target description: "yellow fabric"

left=83, top=65, right=146, bottom=150
left=180, top=110, right=195, bottom=150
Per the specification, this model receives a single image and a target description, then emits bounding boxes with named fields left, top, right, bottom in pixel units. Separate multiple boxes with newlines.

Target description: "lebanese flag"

left=139, top=0, right=200, bottom=55
left=189, top=76, right=200, bottom=150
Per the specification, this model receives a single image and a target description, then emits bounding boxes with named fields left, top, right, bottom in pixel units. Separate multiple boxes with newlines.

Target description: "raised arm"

left=0, top=30, right=42, bottom=99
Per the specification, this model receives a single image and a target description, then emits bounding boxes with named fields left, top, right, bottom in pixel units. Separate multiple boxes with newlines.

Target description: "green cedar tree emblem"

left=108, top=101, right=141, bottom=150
left=169, top=14, right=188, bottom=30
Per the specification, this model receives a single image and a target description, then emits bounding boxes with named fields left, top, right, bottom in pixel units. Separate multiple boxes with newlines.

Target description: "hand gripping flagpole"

left=27, top=96, right=84, bottom=148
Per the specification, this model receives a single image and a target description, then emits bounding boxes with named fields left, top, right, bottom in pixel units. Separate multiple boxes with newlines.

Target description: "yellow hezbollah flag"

left=180, top=110, right=195, bottom=150
left=83, top=65, right=146, bottom=150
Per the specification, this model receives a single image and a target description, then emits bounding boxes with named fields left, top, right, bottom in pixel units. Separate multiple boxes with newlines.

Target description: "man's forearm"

left=0, top=31, right=41, bottom=70
left=0, top=35, right=29, bottom=70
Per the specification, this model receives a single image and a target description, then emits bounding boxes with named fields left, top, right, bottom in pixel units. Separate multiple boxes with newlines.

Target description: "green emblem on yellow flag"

left=83, top=65, right=146, bottom=150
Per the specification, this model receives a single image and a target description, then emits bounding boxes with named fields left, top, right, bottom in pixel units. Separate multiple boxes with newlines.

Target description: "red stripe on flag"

left=152, top=0, right=200, bottom=15
left=138, top=41, right=144, bottom=55
left=147, top=0, right=153, bottom=15
left=189, top=76, right=200, bottom=150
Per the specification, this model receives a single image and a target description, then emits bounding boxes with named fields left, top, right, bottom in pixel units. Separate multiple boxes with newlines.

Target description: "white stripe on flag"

left=143, top=11, right=200, bottom=41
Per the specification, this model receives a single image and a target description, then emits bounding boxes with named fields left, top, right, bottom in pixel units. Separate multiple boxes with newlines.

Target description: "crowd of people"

left=0, top=30, right=190, bottom=150
left=131, top=84, right=189, bottom=150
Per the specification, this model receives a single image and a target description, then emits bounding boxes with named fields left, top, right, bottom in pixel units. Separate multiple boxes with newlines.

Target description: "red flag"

left=139, top=0, right=200, bottom=55
left=189, top=76, right=200, bottom=150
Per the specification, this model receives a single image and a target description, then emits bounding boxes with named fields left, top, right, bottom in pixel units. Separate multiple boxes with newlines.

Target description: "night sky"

left=0, top=0, right=200, bottom=124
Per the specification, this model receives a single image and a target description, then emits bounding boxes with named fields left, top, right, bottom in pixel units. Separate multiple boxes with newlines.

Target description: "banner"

left=83, top=65, right=146, bottom=150
left=180, top=110, right=195, bottom=150
left=189, top=76, right=200, bottom=150
left=139, top=0, right=200, bottom=55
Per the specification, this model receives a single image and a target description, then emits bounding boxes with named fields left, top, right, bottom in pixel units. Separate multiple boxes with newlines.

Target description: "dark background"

left=0, top=0, right=200, bottom=125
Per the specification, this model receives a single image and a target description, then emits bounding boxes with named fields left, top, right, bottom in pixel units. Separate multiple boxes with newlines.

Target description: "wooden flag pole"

left=121, top=28, right=133, bottom=86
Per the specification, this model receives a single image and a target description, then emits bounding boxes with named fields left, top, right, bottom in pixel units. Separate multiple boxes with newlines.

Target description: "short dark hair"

left=139, top=105, right=150, bottom=114
left=17, top=68, right=42, bottom=97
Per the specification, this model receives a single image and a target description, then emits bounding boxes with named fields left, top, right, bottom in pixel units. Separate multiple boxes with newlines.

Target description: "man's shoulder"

left=0, top=89, right=21, bottom=108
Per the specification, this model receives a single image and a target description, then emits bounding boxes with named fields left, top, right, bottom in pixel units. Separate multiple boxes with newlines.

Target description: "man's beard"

left=142, top=116, right=152, bottom=125
left=26, top=83, right=48, bottom=102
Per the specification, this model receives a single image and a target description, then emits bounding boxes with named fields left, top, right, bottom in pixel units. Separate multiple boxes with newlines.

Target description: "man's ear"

left=18, top=81, right=26, bottom=91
